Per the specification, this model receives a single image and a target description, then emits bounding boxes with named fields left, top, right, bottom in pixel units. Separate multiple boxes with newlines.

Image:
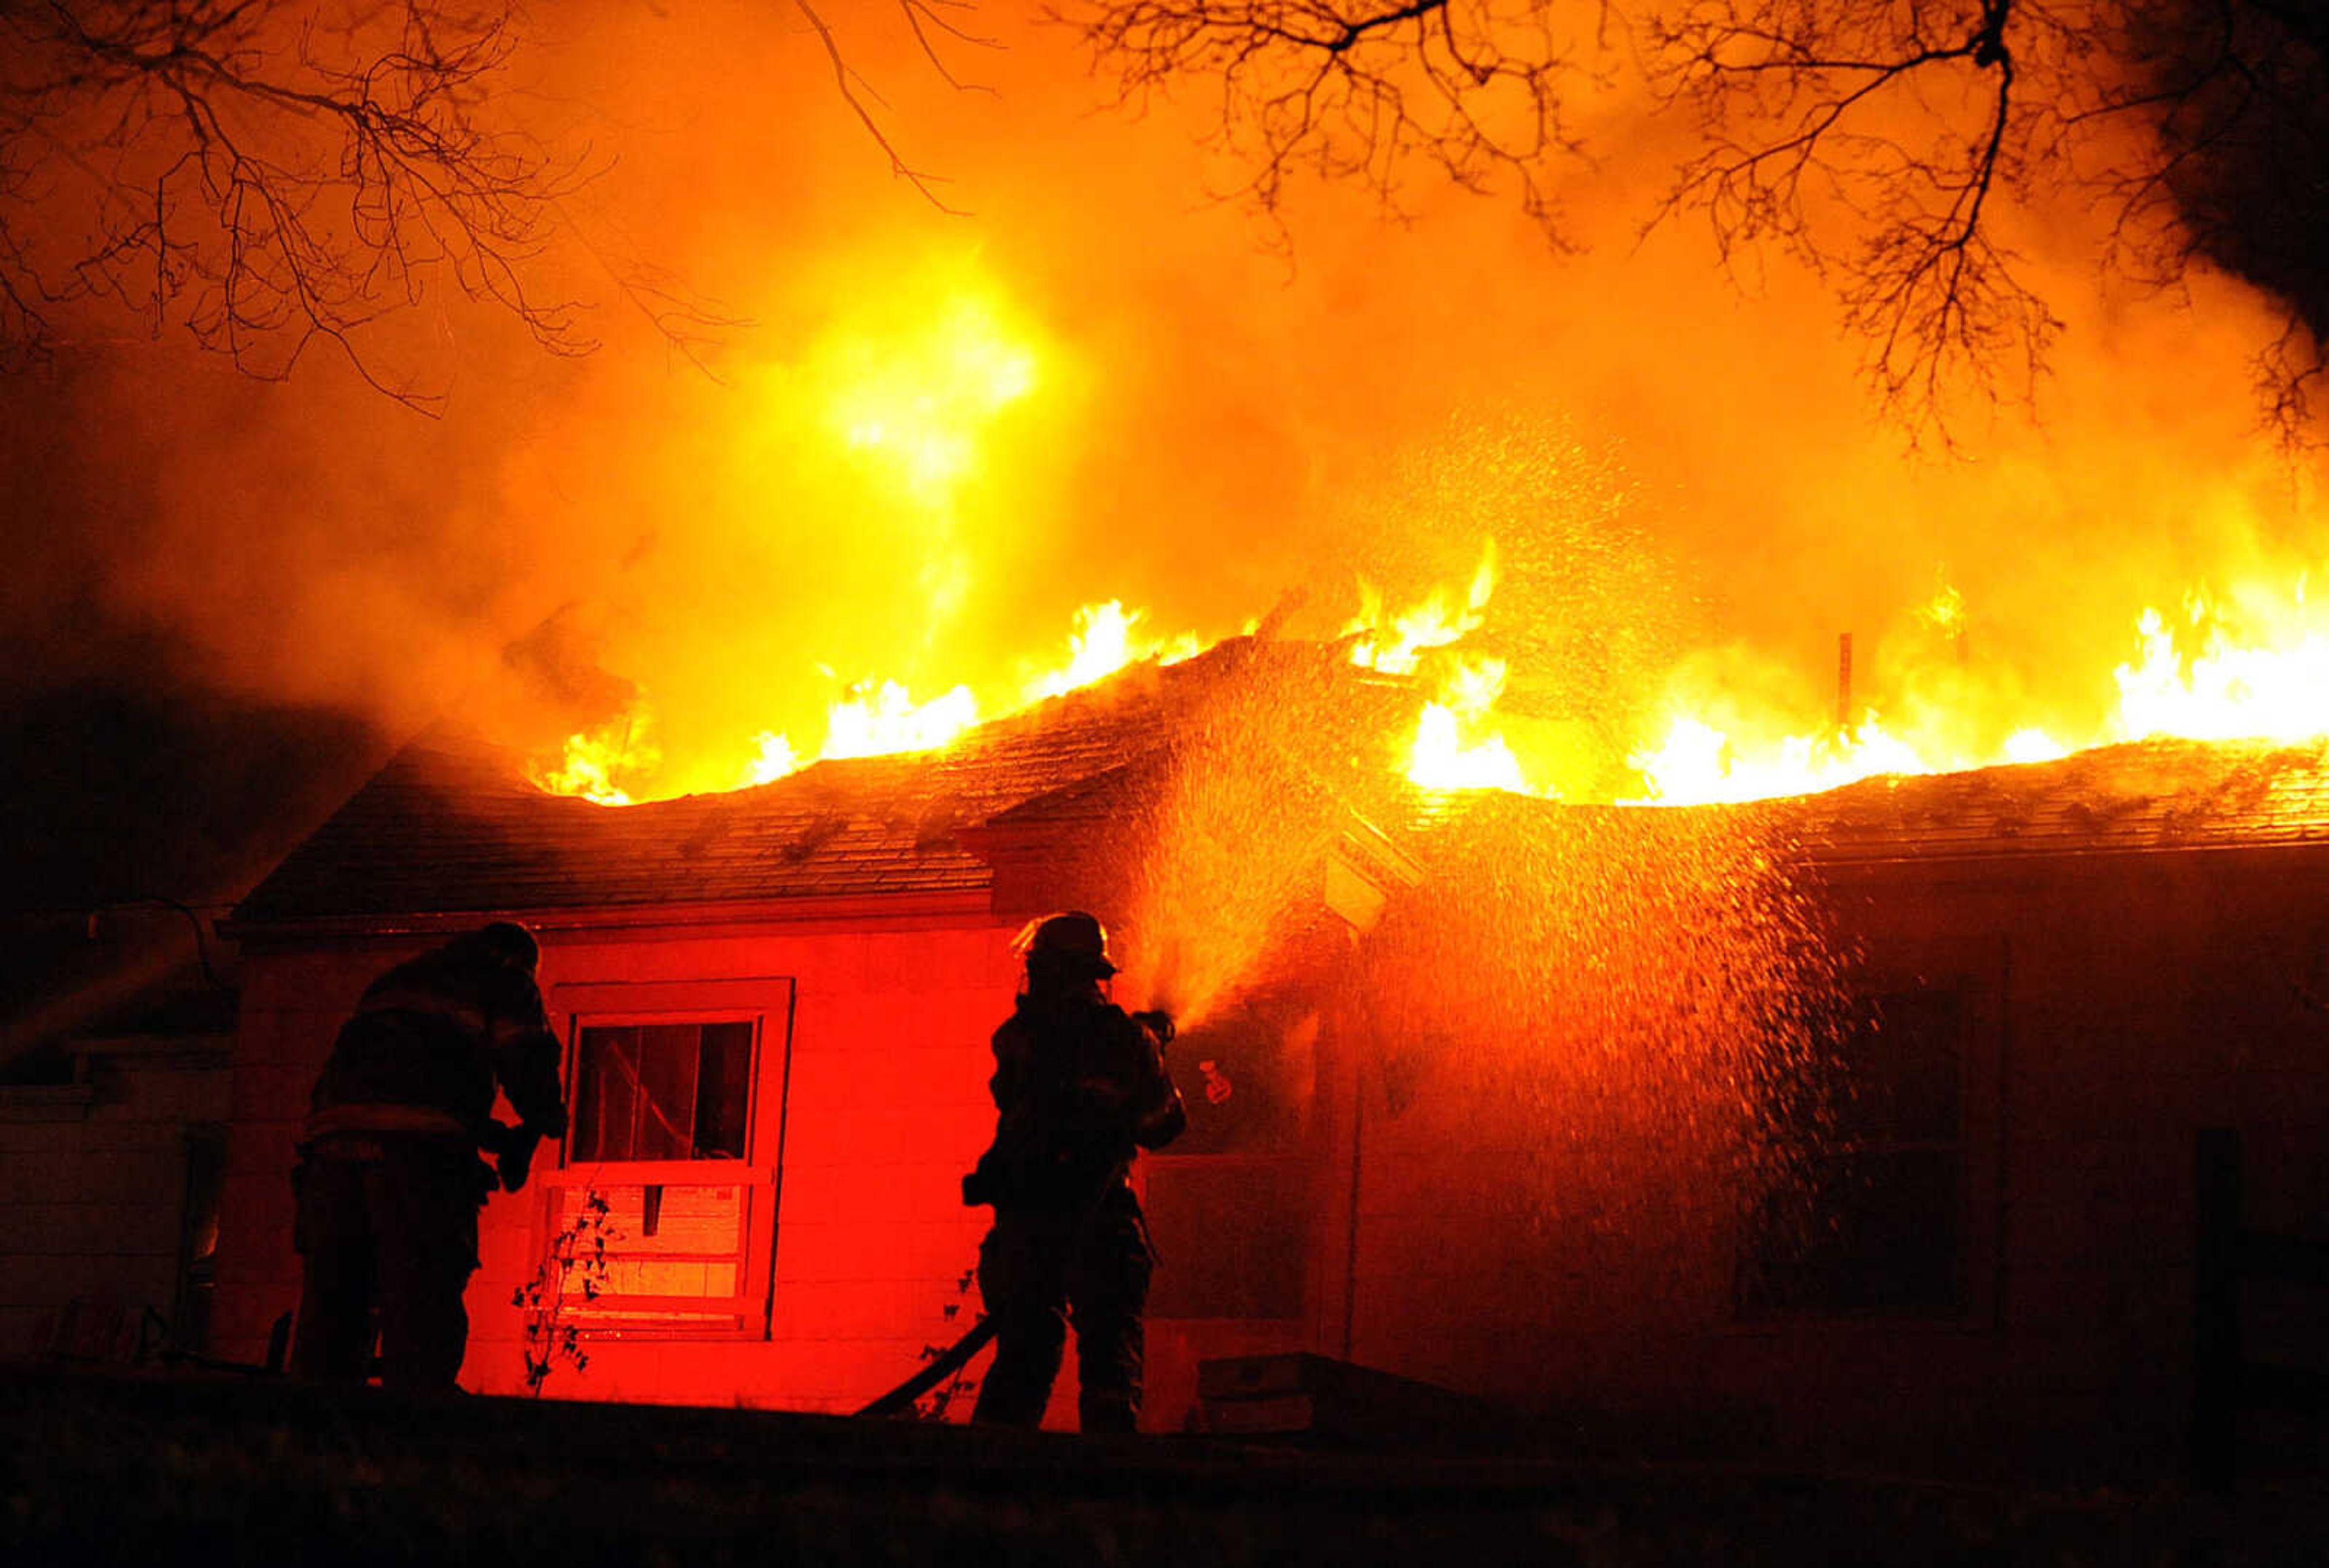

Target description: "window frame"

left=538, top=977, right=796, bottom=1342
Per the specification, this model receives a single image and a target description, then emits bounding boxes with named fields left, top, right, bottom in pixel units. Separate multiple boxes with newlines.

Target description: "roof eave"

left=223, top=886, right=1003, bottom=951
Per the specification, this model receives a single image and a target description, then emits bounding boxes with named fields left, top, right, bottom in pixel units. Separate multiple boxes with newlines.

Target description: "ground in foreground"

left=4, top=1366, right=2325, bottom=1565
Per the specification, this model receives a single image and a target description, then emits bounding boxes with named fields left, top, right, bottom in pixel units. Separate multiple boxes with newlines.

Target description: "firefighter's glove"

left=961, top=1149, right=1002, bottom=1208
left=1133, top=1009, right=1175, bottom=1047
left=496, top=1126, right=543, bottom=1194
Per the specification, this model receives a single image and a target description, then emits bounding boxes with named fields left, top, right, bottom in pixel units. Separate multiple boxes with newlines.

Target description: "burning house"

left=191, top=630, right=2329, bottom=1476
left=4, top=0, right=2327, bottom=1528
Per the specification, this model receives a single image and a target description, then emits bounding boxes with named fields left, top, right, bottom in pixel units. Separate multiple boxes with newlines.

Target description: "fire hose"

left=855, top=1145, right=1148, bottom=1418
left=855, top=1314, right=998, bottom=1417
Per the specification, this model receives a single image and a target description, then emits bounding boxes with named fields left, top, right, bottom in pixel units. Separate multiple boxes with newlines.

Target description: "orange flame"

left=539, top=718, right=659, bottom=807
left=1406, top=656, right=1538, bottom=795
left=536, top=531, right=2329, bottom=814
left=1345, top=540, right=1497, bottom=675
left=531, top=596, right=1214, bottom=801
left=2114, top=588, right=2329, bottom=742
left=1333, top=539, right=1551, bottom=795
left=1632, top=575, right=2329, bottom=804
left=820, top=681, right=981, bottom=760
left=1023, top=601, right=1206, bottom=702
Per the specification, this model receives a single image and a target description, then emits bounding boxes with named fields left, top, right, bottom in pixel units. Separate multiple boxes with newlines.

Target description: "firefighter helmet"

left=473, top=920, right=541, bottom=973
left=1020, top=910, right=1117, bottom=978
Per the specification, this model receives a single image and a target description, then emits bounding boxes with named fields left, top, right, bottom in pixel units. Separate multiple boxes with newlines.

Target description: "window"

left=571, top=1021, right=753, bottom=1162
left=540, top=979, right=795, bottom=1338
left=1739, top=988, right=1966, bottom=1318
left=547, top=1177, right=759, bottom=1327
left=556, top=1017, right=766, bottom=1333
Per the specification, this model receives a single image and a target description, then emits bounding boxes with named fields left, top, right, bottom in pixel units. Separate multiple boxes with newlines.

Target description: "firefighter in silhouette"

left=291, top=921, right=568, bottom=1390
left=963, top=911, right=1186, bottom=1432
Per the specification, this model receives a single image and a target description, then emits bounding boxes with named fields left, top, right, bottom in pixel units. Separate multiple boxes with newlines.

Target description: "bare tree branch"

left=900, top=0, right=1004, bottom=93
left=1641, top=0, right=2057, bottom=445
left=796, top=0, right=971, bottom=213
left=0, top=2, right=628, bottom=409
left=0, top=0, right=963, bottom=406
left=1069, top=0, right=2329, bottom=444
left=1078, top=0, right=1593, bottom=244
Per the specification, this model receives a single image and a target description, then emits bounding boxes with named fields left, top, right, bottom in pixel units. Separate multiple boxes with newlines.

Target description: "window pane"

left=608, top=1259, right=713, bottom=1296
left=593, top=1260, right=742, bottom=1298
left=693, top=1021, right=753, bottom=1159
left=633, top=1023, right=701, bottom=1160
left=642, top=1184, right=747, bottom=1254
left=573, top=1020, right=756, bottom=1163
left=556, top=1183, right=748, bottom=1306
left=574, top=1026, right=642, bottom=1162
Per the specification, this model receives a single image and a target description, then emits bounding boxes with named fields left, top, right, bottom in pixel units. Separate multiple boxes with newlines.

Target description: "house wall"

left=1337, top=844, right=2329, bottom=1478
left=1339, top=1025, right=1752, bottom=1444
left=0, top=1041, right=231, bottom=1361
left=1715, top=847, right=2329, bottom=1476
left=211, top=842, right=2329, bottom=1467
left=213, top=910, right=1051, bottom=1418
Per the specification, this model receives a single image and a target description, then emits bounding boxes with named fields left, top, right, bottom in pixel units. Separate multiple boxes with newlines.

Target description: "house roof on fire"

left=1777, top=736, right=2329, bottom=866
left=230, top=633, right=2329, bottom=933
left=230, top=638, right=1419, bottom=929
